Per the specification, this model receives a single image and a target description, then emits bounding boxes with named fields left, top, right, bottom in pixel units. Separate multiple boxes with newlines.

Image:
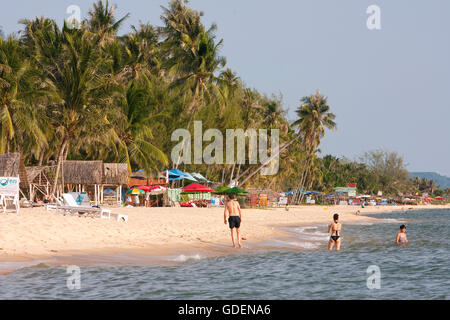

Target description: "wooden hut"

left=61, top=160, right=104, bottom=205
left=26, top=165, right=54, bottom=201
left=103, top=163, right=129, bottom=204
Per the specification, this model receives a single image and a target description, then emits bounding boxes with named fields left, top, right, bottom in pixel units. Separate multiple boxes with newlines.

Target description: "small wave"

left=172, top=254, right=202, bottom=262
left=379, top=218, right=406, bottom=224
left=345, top=222, right=374, bottom=226
left=273, top=239, right=321, bottom=249
left=292, top=226, right=319, bottom=233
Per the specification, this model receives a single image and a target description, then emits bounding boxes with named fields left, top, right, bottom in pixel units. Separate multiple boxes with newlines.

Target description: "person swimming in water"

left=328, top=213, right=342, bottom=251
left=224, top=194, right=243, bottom=248
left=396, top=225, right=408, bottom=244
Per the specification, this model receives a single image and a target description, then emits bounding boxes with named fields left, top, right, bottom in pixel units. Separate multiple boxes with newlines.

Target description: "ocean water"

left=0, top=209, right=449, bottom=299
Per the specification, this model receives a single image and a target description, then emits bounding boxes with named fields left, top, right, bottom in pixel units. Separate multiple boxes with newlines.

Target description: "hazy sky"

left=1, top=0, right=449, bottom=176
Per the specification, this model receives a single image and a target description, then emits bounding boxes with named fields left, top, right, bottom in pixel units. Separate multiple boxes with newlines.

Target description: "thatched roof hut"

left=62, top=160, right=104, bottom=185
left=0, top=153, right=28, bottom=186
left=103, top=163, right=129, bottom=185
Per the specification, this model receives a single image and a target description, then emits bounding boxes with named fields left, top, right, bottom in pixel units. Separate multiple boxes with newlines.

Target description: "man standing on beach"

left=224, top=194, right=243, bottom=248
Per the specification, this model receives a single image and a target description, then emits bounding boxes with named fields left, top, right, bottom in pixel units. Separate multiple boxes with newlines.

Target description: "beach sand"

left=0, top=204, right=448, bottom=264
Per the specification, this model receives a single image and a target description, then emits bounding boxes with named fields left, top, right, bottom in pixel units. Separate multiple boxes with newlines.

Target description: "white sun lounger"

left=52, top=193, right=112, bottom=219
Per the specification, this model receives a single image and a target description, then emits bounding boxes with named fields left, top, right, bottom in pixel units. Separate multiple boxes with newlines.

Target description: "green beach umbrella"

left=126, top=188, right=145, bottom=195
left=214, top=186, right=231, bottom=194
left=223, top=187, right=248, bottom=196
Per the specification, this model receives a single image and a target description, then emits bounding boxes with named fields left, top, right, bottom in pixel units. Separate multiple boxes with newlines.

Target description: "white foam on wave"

left=172, top=254, right=202, bottom=262
left=274, top=239, right=321, bottom=249
left=379, top=218, right=406, bottom=224
left=291, top=226, right=329, bottom=241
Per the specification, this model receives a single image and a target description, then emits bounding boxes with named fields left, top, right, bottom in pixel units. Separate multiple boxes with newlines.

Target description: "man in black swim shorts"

left=224, top=194, right=243, bottom=248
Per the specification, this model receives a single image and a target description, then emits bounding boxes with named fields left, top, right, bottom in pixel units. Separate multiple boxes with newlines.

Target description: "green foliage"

left=0, top=1, right=432, bottom=197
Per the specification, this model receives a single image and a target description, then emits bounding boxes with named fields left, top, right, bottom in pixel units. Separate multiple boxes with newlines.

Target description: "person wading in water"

left=328, top=213, right=342, bottom=251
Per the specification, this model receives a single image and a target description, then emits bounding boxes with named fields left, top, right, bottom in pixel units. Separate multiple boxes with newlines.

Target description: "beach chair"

left=53, top=193, right=112, bottom=219
left=1, top=194, right=20, bottom=213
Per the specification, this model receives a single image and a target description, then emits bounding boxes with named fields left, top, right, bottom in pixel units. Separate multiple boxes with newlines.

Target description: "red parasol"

left=182, top=183, right=216, bottom=193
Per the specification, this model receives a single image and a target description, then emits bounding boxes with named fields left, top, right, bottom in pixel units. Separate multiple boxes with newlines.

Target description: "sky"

left=1, top=0, right=449, bottom=176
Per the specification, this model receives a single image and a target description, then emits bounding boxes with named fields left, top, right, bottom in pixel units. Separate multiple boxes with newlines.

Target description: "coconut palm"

left=161, top=0, right=226, bottom=112
left=291, top=91, right=336, bottom=203
left=87, top=0, right=129, bottom=44
left=0, top=35, right=47, bottom=156
left=105, top=79, right=168, bottom=173
left=23, top=19, right=116, bottom=194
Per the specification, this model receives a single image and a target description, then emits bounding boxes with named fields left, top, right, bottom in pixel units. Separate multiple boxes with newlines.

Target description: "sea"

left=0, top=208, right=449, bottom=299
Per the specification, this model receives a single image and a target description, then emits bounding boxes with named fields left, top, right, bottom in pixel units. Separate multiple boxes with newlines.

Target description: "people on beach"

left=396, top=225, right=408, bottom=244
left=43, top=194, right=51, bottom=204
left=356, top=210, right=360, bottom=215
left=224, top=194, right=243, bottom=248
left=328, top=213, right=342, bottom=251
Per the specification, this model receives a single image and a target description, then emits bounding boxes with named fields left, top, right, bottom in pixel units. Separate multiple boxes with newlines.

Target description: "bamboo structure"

left=25, top=166, right=55, bottom=201
left=103, top=163, right=129, bottom=205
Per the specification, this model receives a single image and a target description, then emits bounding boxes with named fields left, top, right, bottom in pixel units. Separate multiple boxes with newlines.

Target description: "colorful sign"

left=0, top=177, right=20, bottom=195
left=334, top=187, right=357, bottom=197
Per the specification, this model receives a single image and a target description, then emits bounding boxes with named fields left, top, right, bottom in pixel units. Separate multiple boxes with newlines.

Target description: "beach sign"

left=0, top=177, right=20, bottom=213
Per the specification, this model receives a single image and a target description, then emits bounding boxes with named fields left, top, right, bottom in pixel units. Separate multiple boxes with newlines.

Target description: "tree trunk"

left=221, top=167, right=226, bottom=185
left=38, top=151, right=45, bottom=166
left=229, top=162, right=236, bottom=185
left=239, top=133, right=301, bottom=186
left=235, top=163, right=242, bottom=186
left=51, top=139, right=68, bottom=196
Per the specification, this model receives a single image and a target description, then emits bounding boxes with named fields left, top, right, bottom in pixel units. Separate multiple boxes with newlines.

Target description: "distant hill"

left=409, top=172, right=450, bottom=189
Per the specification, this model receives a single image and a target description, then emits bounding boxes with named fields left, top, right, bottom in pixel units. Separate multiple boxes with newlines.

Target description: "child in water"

left=396, top=225, right=408, bottom=244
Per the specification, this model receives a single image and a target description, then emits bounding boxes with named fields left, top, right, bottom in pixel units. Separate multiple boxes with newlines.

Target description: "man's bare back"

left=226, top=199, right=240, bottom=217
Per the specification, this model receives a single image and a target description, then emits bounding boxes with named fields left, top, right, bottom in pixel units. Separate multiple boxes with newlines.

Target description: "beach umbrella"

left=136, top=185, right=154, bottom=192
left=214, top=186, right=231, bottom=194
left=150, top=186, right=167, bottom=195
left=126, top=188, right=145, bottom=195
left=223, top=187, right=248, bottom=195
left=162, top=169, right=198, bottom=182
left=182, top=183, right=216, bottom=193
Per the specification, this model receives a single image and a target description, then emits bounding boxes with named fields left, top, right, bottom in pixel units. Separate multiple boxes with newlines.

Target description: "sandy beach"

left=1, top=204, right=448, bottom=264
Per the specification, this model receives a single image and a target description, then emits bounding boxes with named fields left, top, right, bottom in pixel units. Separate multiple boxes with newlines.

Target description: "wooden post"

left=94, top=184, right=98, bottom=206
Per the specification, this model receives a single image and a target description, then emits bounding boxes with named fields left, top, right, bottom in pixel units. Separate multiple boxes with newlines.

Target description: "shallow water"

left=0, top=209, right=449, bottom=299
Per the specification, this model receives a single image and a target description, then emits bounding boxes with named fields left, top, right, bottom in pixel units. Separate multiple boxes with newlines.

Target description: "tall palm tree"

left=87, top=0, right=129, bottom=44
left=23, top=19, right=116, bottom=194
left=292, top=91, right=336, bottom=203
left=0, top=35, right=47, bottom=156
left=161, top=0, right=226, bottom=112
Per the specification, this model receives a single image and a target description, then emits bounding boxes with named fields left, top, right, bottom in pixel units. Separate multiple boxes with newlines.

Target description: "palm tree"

left=161, top=0, right=226, bottom=112
left=292, top=91, right=336, bottom=203
left=0, top=35, right=47, bottom=156
left=87, top=0, right=129, bottom=44
left=106, top=79, right=168, bottom=173
left=23, top=19, right=116, bottom=194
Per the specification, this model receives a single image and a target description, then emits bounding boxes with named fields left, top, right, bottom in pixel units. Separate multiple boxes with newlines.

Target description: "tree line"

left=0, top=0, right=446, bottom=199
